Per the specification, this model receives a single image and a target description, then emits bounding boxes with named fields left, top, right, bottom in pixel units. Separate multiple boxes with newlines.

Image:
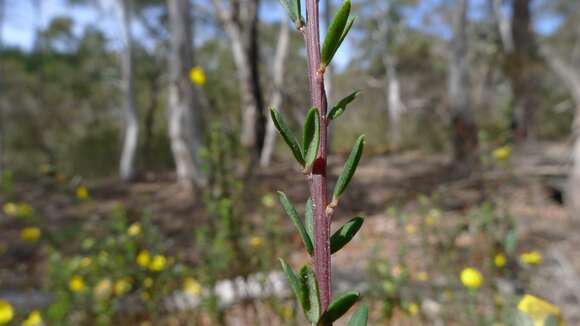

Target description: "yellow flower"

left=261, top=194, right=275, bottom=208
left=136, top=250, right=151, bottom=267
left=520, top=251, right=543, bottom=265
left=460, top=267, right=483, bottom=289
left=281, top=304, right=293, bottom=321
left=114, top=278, right=132, bottom=296
left=0, top=299, right=14, bottom=325
left=149, top=255, right=167, bottom=272
left=405, top=224, right=416, bottom=235
left=69, top=275, right=86, bottom=292
left=184, top=277, right=202, bottom=297
left=22, top=310, right=43, bottom=326
left=76, top=185, right=89, bottom=200
left=495, top=253, right=507, bottom=268
left=493, top=145, right=511, bottom=161
left=94, top=279, right=112, bottom=299
left=3, top=202, right=18, bottom=216
left=189, top=66, right=206, bottom=85
left=79, top=257, right=92, bottom=269
left=425, top=209, right=441, bottom=226
left=249, top=236, right=264, bottom=249
left=20, top=227, right=41, bottom=243
left=518, top=294, right=563, bottom=326
left=127, top=223, right=141, bottom=237
left=415, top=271, right=429, bottom=282
left=408, top=303, right=419, bottom=316
left=143, top=277, right=154, bottom=288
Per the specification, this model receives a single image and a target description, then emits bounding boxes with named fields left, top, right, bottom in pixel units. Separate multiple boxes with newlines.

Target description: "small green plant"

left=274, top=0, right=368, bottom=324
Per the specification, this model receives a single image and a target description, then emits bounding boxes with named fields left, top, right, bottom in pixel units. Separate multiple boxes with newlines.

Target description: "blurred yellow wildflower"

left=114, top=278, right=132, bottom=296
left=69, top=275, right=86, bottom=292
left=94, top=279, right=112, bottom=299
left=17, top=203, right=33, bottom=217
left=141, top=292, right=151, bottom=302
left=460, top=267, right=483, bottom=289
left=149, top=255, right=167, bottom=272
left=425, top=209, right=440, bottom=225
left=495, top=253, right=507, bottom=268
left=493, top=146, right=511, bottom=161
left=408, top=303, right=419, bottom=316
left=189, top=66, right=206, bottom=85
left=281, top=304, right=293, bottom=321
left=520, top=251, right=543, bottom=265
left=415, top=271, right=429, bottom=282
left=128, top=223, right=141, bottom=237
left=80, top=257, right=92, bottom=268
left=261, top=194, right=276, bottom=208
left=405, top=224, right=416, bottom=235
left=518, top=294, right=563, bottom=326
left=184, top=277, right=202, bottom=297
left=137, top=250, right=151, bottom=267
left=20, top=227, right=41, bottom=243
left=22, top=310, right=43, bottom=326
left=249, top=236, right=264, bottom=249
left=3, top=202, right=18, bottom=216
left=0, top=299, right=14, bottom=325
left=143, top=277, right=153, bottom=288
left=76, top=185, right=89, bottom=200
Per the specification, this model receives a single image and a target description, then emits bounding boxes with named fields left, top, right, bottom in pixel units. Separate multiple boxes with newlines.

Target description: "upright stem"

left=304, top=0, right=331, bottom=311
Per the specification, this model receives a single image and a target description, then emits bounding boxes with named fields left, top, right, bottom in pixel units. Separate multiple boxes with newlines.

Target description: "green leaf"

left=278, top=191, right=314, bottom=255
left=278, top=0, right=300, bottom=24
left=303, top=107, right=321, bottom=167
left=330, top=216, right=364, bottom=254
left=337, top=16, right=356, bottom=53
left=279, top=258, right=305, bottom=308
left=319, top=291, right=360, bottom=325
left=300, top=265, right=321, bottom=323
left=321, top=0, right=351, bottom=66
left=328, top=91, right=361, bottom=121
left=333, top=135, right=365, bottom=199
left=347, top=304, right=368, bottom=326
left=270, top=108, right=304, bottom=166
left=305, top=198, right=314, bottom=243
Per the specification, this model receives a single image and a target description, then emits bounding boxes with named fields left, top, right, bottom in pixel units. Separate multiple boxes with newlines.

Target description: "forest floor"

left=1, top=142, right=580, bottom=325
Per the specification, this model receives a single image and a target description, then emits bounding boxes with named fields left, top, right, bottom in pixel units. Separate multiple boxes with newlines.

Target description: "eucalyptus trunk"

left=449, top=0, right=479, bottom=172
left=118, top=0, right=139, bottom=182
left=167, top=0, right=206, bottom=190
left=260, top=22, right=290, bottom=167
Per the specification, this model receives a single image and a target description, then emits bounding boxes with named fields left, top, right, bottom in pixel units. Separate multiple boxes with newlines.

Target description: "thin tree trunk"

left=212, top=0, right=266, bottom=157
left=541, top=47, right=580, bottom=219
left=119, top=0, right=139, bottom=181
left=260, top=21, right=290, bottom=167
left=384, top=50, right=404, bottom=149
left=167, top=0, right=206, bottom=190
left=449, top=0, right=479, bottom=172
left=508, top=0, right=540, bottom=141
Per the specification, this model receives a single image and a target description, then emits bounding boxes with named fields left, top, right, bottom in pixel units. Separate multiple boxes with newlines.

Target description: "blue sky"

left=1, top=0, right=564, bottom=52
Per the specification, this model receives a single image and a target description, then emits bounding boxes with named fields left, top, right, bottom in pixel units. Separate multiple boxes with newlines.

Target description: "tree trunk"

left=383, top=50, right=404, bottom=149
left=449, top=0, right=479, bottom=172
left=541, top=47, right=580, bottom=220
left=118, top=0, right=139, bottom=182
left=212, top=0, right=266, bottom=157
left=508, top=0, right=541, bottom=141
left=259, top=22, right=290, bottom=167
left=167, top=0, right=206, bottom=190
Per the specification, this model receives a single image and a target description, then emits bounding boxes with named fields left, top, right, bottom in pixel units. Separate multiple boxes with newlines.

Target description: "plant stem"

left=304, top=0, right=331, bottom=311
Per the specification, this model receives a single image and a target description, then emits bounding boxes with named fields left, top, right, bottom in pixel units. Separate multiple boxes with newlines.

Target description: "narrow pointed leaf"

left=279, top=259, right=306, bottom=307
left=319, top=291, right=360, bottom=325
left=300, top=265, right=321, bottom=323
left=330, top=216, right=364, bottom=254
left=305, top=198, right=314, bottom=243
left=347, top=304, right=369, bottom=326
left=278, top=0, right=300, bottom=24
left=333, top=135, right=365, bottom=198
left=278, top=191, right=314, bottom=255
left=321, top=0, right=351, bottom=66
left=326, top=15, right=357, bottom=68
left=328, top=91, right=361, bottom=121
left=270, top=108, right=304, bottom=166
left=303, top=107, right=321, bottom=167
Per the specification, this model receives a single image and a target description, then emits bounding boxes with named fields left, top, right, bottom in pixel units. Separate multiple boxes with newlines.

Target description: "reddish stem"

left=304, top=0, right=331, bottom=312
